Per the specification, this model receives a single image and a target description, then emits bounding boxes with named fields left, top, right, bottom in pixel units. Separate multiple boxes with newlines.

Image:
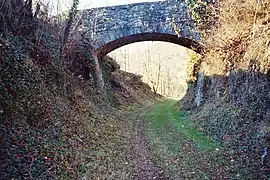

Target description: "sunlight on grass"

left=146, top=100, right=218, bottom=151
left=144, top=100, right=227, bottom=179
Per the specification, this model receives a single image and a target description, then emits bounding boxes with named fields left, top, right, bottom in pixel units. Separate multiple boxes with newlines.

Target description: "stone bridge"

left=74, top=0, right=206, bottom=58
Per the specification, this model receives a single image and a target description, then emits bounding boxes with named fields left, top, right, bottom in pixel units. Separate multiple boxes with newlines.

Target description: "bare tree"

left=0, top=0, right=37, bottom=36
left=153, top=54, right=162, bottom=94
left=62, top=0, right=79, bottom=45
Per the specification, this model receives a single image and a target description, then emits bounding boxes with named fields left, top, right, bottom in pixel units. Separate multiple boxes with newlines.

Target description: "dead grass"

left=0, top=33, right=158, bottom=179
left=180, top=1, right=270, bottom=178
left=201, top=0, right=270, bottom=75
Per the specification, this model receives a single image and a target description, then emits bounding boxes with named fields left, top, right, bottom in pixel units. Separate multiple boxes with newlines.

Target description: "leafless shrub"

left=202, top=0, right=270, bottom=75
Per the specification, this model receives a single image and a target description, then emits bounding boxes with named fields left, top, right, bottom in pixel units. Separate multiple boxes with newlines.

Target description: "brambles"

left=202, top=0, right=270, bottom=75
left=180, top=0, right=270, bottom=178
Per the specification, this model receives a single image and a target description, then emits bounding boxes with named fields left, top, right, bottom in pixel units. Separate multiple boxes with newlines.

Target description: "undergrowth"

left=0, top=2, right=158, bottom=178
left=181, top=0, right=270, bottom=179
left=202, top=0, right=270, bottom=75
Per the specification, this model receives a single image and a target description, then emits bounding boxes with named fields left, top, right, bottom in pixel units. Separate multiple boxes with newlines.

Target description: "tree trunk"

left=62, top=0, right=79, bottom=45
left=92, top=52, right=105, bottom=90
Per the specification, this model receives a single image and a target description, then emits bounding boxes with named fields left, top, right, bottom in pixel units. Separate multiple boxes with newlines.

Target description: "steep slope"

left=0, top=32, right=159, bottom=179
left=179, top=0, right=270, bottom=179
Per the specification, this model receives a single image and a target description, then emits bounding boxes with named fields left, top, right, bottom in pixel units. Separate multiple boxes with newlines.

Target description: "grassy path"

left=80, top=100, right=231, bottom=179
left=144, top=100, right=230, bottom=179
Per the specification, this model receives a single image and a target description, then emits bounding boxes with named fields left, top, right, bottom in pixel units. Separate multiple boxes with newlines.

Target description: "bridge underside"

left=94, top=33, right=204, bottom=58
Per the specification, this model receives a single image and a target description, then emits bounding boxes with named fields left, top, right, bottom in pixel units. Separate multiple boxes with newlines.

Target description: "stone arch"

left=94, top=32, right=204, bottom=58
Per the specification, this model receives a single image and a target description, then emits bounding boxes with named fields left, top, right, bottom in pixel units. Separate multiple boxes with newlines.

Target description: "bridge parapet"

left=72, top=0, right=201, bottom=54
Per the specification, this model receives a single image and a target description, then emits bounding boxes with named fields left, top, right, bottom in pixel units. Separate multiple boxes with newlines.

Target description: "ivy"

left=185, top=0, right=214, bottom=32
left=0, top=34, right=29, bottom=63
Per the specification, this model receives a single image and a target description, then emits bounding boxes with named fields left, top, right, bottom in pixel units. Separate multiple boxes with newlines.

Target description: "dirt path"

left=131, top=109, right=167, bottom=179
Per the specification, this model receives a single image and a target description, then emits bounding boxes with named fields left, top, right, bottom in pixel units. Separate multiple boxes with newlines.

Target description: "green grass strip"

left=146, top=99, right=219, bottom=151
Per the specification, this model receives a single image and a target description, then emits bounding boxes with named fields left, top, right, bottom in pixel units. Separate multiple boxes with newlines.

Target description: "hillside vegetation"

left=180, top=0, right=270, bottom=179
left=0, top=38, right=158, bottom=179
left=0, top=1, right=159, bottom=179
left=0, top=0, right=269, bottom=179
